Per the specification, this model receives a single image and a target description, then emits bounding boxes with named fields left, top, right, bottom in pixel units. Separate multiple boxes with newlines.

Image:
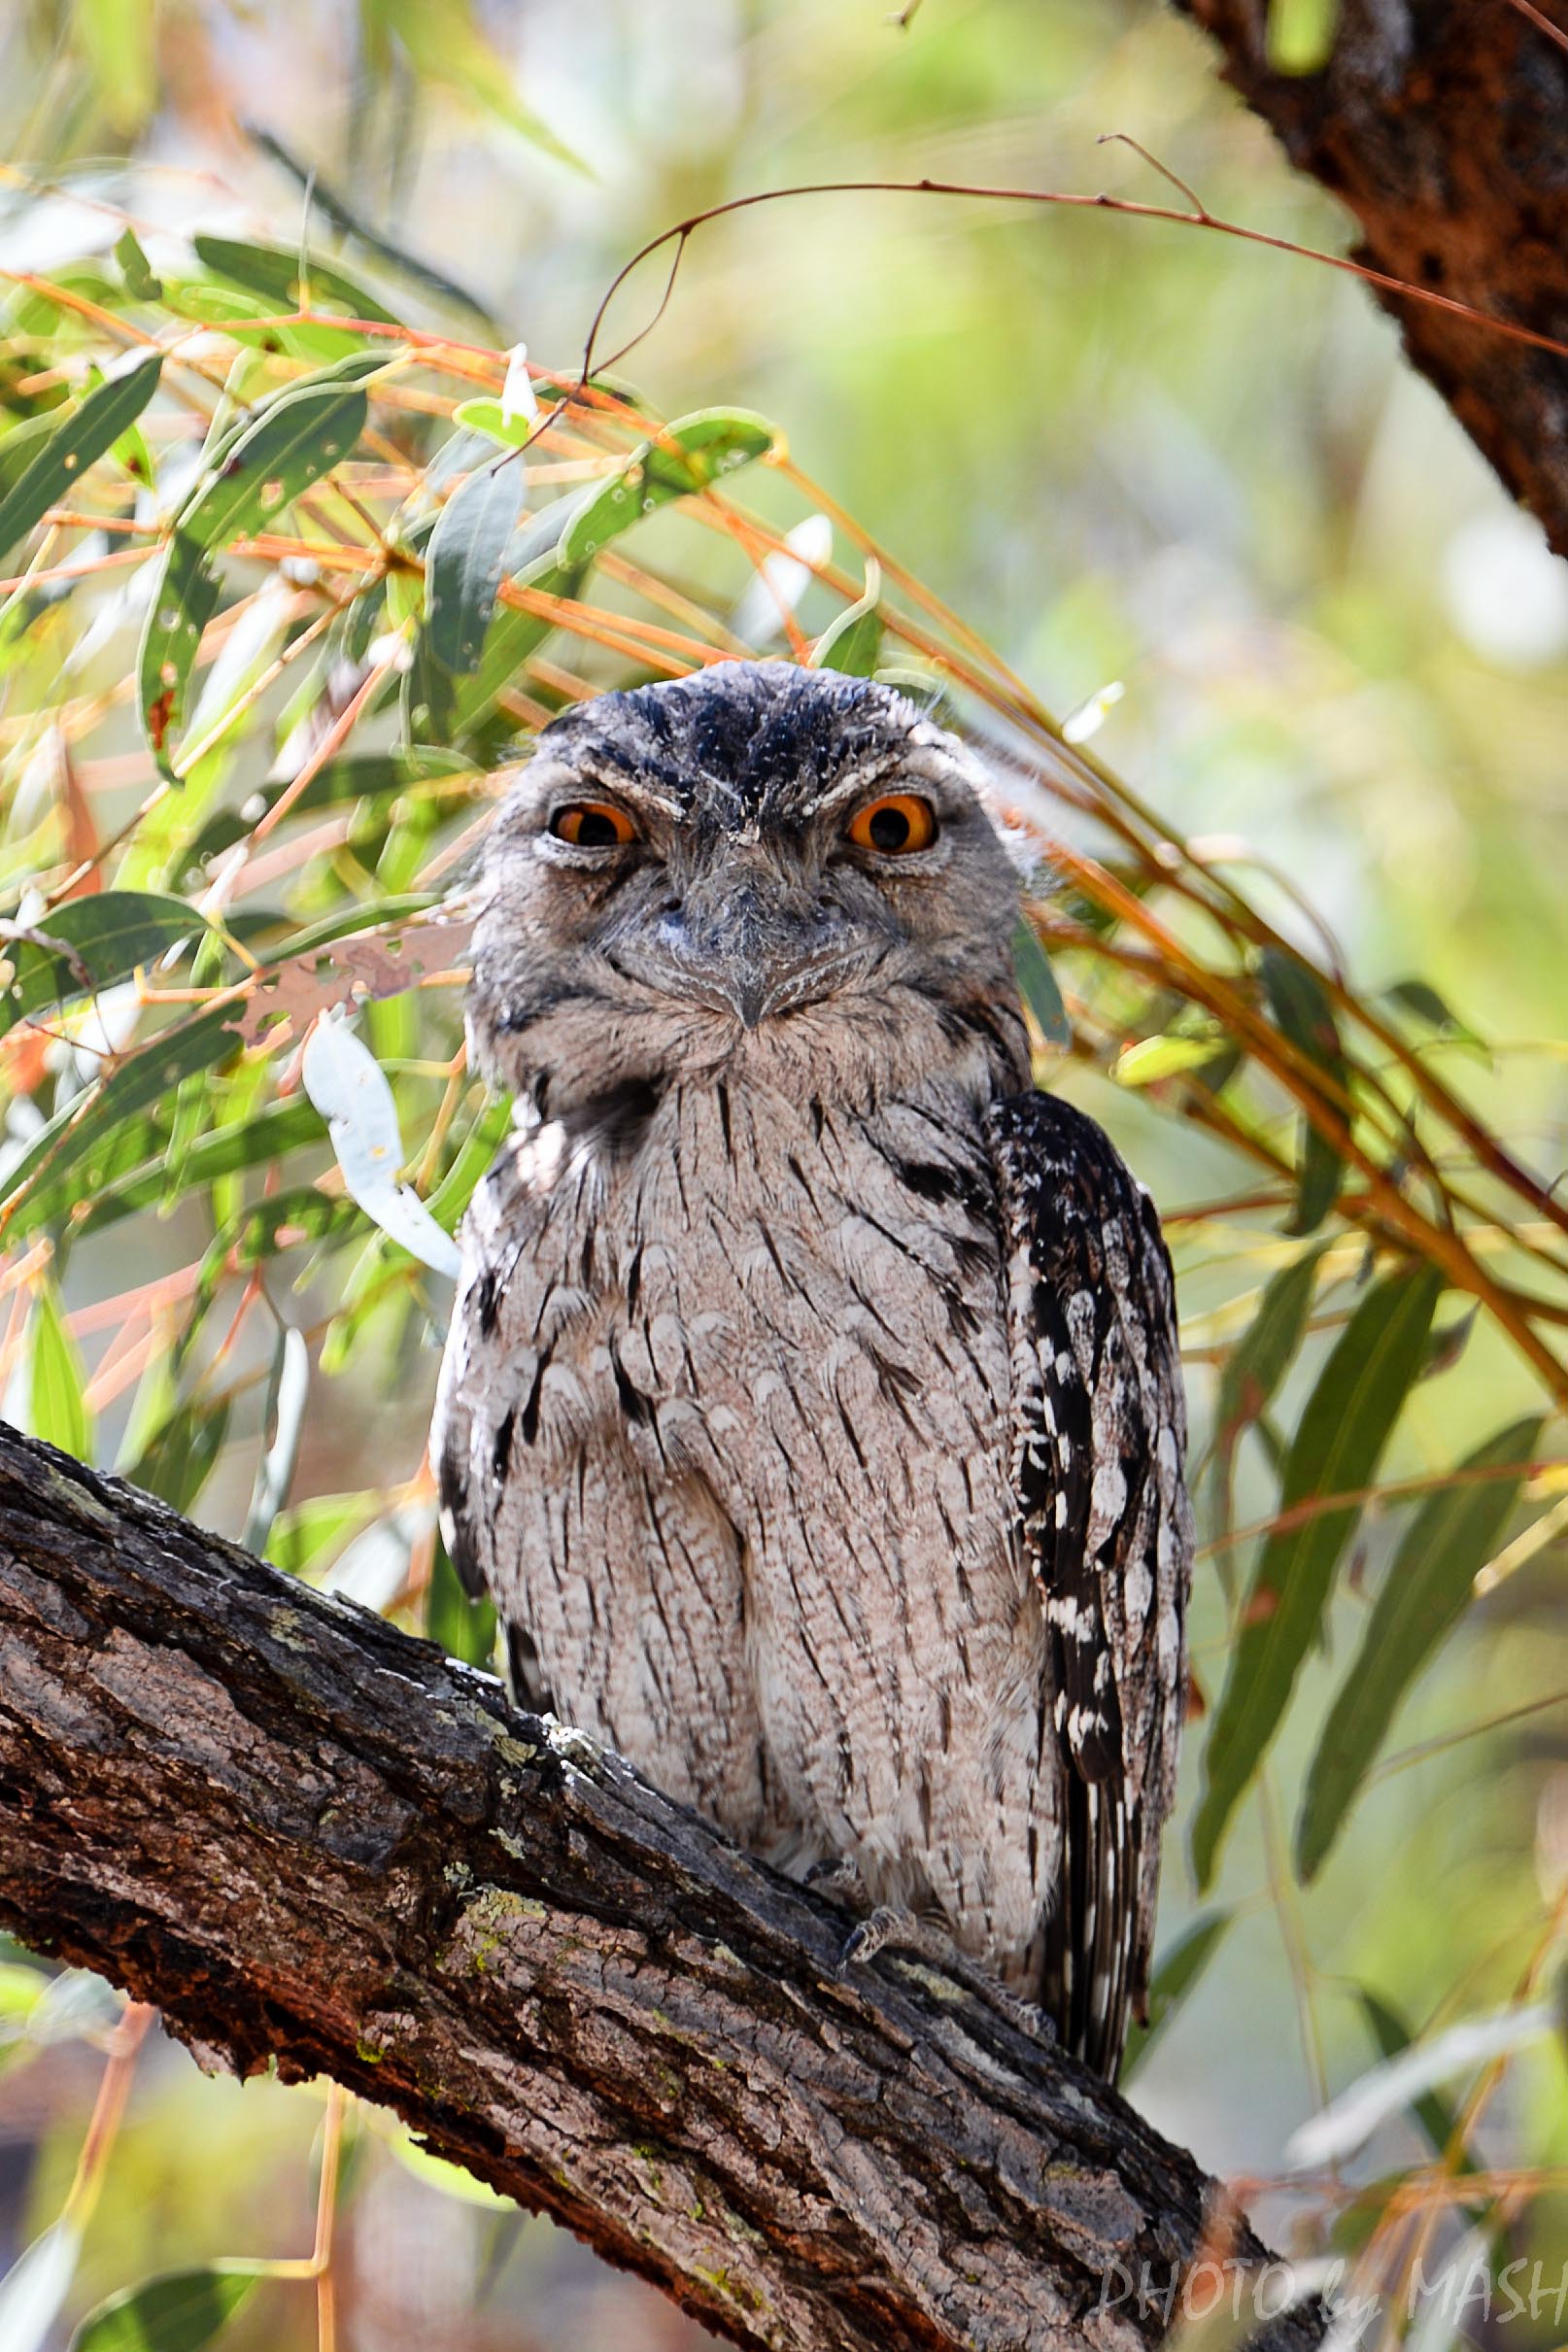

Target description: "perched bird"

left=434, top=662, right=1191, bottom=2078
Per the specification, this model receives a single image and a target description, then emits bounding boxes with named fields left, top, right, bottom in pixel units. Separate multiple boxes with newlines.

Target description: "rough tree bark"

left=1176, top=0, right=1568, bottom=552
left=0, top=1425, right=1322, bottom=2352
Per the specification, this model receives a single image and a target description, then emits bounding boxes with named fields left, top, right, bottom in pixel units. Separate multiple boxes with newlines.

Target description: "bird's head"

left=467, top=662, right=1031, bottom=1121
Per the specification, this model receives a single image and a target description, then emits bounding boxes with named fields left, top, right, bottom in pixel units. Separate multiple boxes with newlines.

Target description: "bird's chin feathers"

left=470, top=969, right=1028, bottom=1127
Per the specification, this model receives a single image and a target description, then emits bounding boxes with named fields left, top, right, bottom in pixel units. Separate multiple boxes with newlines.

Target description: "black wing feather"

left=988, top=1090, right=1191, bottom=2080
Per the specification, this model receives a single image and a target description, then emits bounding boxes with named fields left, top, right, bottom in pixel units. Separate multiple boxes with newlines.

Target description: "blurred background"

left=2, top=1, right=1566, bottom=2345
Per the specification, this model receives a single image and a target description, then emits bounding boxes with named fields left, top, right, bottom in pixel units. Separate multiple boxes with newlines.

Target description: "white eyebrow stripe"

left=800, top=762, right=911, bottom=819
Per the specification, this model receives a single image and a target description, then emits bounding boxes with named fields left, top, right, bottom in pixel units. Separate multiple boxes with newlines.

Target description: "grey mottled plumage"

left=434, top=663, right=1191, bottom=2078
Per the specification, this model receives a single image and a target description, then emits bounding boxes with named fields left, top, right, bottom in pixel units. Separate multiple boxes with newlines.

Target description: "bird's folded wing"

left=987, top=1090, right=1192, bottom=2075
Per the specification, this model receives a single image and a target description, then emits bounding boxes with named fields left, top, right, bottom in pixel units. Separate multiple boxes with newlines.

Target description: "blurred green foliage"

left=1, top=1, right=1566, bottom=2345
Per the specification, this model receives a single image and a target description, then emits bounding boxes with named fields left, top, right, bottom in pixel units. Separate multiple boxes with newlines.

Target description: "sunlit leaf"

left=68, top=2262, right=265, bottom=2352
left=27, top=1278, right=92, bottom=1461
left=0, top=2221, right=80, bottom=2352
left=301, top=1017, right=460, bottom=1276
left=267, top=1491, right=385, bottom=1580
left=1266, top=0, right=1341, bottom=73
left=113, top=229, right=162, bottom=303
left=810, top=561, right=882, bottom=675
left=0, top=891, right=203, bottom=1039
left=73, top=0, right=156, bottom=129
left=1192, top=1262, right=1443, bottom=1888
left=1113, top=1033, right=1226, bottom=1086
left=1295, top=1415, right=1544, bottom=1879
left=0, top=353, right=161, bottom=567
left=427, top=1532, right=497, bottom=1668
left=557, top=409, right=776, bottom=567
left=371, top=0, right=586, bottom=170
left=733, top=513, right=832, bottom=645
left=1120, top=1910, right=1232, bottom=2082
left=1259, top=946, right=1348, bottom=1235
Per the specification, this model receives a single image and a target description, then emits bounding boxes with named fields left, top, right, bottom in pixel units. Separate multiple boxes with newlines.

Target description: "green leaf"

left=182, top=748, right=473, bottom=874
left=1260, top=946, right=1348, bottom=1235
left=427, top=1533, right=496, bottom=1668
left=810, top=562, right=882, bottom=676
left=127, top=1398, right=230, bottom=1517
left=74, top=0, right=157, bottom=130
left=372, top=0, right=587, bottom=170
left=1120, top=1911, right=1233, bottom=2082
left=451, top=397, right=539, bottom=453
left=426, top=453, right=528, bottom=677
left=1113, top=1033, right=1226, bottom=1087
left=1213, top=1244, right=1329, bottom=1449
left=27, top=1279, right=91, bottom=1461
left=1266, top=0, right=1340, bottom=72
left=0, top=1006, right=243, bottom=1240
left=556, top=409, right=776, bottom=567
left=0, top=353, right=162, bottom=568
left=113, top=229, right=162, bottom=303
left=68, top=2261, right=264, bottom=2352
left=0, top=891, right=205, bottom=1039
left=267, top=1490, right=383, bottom=1580
left=1192, top=1262, right=1443, bottom=1889
left=138, top=361, right=376, bottom=779
left=74, top=1099, right=324, bottom=1238
left=1295, top=1415, right=1543, bottom=1880
left=1012, top=919, right=1071, bottom=1049
left=192, top=235, right=398, bottom=324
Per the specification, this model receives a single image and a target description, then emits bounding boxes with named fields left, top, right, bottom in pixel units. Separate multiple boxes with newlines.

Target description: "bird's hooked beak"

left=621, top=874, right=874, bottom=1030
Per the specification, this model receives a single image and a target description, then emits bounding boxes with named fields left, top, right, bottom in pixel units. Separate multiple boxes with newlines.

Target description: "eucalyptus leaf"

left=1295, top=1415, right=1544, bottom=1879
left=68, top=2261, right=265, bottom=2352
left=1192, top=1262, right=1443, bottom=1888
left=0, top=352, right=161, bottom=568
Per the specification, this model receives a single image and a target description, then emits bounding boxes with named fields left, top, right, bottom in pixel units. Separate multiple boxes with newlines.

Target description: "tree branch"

left=0, top=1424, right=1319, bottom=2351
left=1176, top=0, right=1568, bottom=551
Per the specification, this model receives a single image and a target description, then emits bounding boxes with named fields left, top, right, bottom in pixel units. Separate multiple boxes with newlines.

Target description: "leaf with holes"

left=426, top=452, right=528, bottom=678
left=0, top=351, right=161, bottom=567
left=1192, top=1262, right=1443, bottom=1888
left=557, top=409, right=776, bottom=567
left=1295, top=1415, right=1543, bottom=1880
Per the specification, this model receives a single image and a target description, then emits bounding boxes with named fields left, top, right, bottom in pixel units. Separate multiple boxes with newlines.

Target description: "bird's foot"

left=837, top=1905, right=1055, bottom=2045
left=803, top=1853, right=869, bottom=1903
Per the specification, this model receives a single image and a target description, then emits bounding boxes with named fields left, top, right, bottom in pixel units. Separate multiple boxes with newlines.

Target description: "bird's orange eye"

left=846, top=793, right=937, bottom=855
left=550, top=801, right=639, bottom=848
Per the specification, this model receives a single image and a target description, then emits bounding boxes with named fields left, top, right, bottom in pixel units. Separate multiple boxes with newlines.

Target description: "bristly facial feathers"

left=435, top=660, right=1192, bottom=2080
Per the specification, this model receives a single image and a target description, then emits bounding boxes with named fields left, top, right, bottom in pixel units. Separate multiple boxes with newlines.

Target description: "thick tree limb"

left=0, top=1425, right=1319, bottom=2352
left=1176, top=0, right=1568, bottom=551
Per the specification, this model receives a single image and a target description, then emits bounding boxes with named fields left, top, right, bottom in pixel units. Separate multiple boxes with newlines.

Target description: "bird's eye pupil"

left=574, top=808, right=622, bottom=847
left=868, top=804, right=911, bottom=852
